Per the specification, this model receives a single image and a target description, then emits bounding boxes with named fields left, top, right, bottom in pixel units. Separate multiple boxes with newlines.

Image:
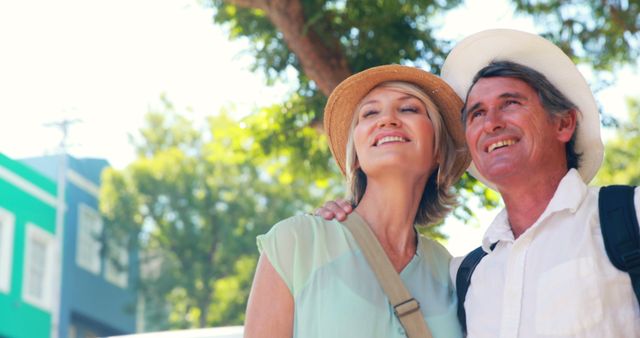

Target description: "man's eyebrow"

left=465, top=102, right=483, bottom=115
left=499, top=92, right=528, bottom=100
left=464, top=91, right=529, bottom=115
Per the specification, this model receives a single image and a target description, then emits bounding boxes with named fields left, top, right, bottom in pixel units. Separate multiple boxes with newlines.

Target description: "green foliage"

left=211, top=0, right=462, bottom=76
left=595, top=98, right=640, bottom=186
left=209, top=0, right=463, bottom=125
left=512, top=0, right=639, bottom=71
left=100, top=100, right=341, bottom=329
left=207, top=0, right=501, bottom=233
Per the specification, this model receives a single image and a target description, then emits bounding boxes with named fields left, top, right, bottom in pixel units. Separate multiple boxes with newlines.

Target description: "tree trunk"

left=225, top=0, right=352, bottom=96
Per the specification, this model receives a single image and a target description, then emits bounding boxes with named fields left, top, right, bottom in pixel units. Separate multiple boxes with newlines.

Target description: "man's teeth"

left=488, top=140, right=516, bottom=153
left=376, top=136, right=406, bottom=146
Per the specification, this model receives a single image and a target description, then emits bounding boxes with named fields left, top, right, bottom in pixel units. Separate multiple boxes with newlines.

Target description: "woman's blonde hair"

left=345, top=81, right=461, bottom=226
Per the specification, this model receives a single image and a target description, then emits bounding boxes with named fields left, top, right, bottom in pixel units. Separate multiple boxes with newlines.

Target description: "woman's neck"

left=354, top=174, right=427, bottom=271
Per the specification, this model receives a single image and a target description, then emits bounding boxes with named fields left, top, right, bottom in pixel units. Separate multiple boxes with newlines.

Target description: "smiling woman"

left=243, top=64, right=470, bottom=338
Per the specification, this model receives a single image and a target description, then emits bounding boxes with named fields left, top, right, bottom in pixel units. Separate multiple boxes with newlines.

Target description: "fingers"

left=335, top=199, right=353, bottom=213
left=314, top=199, right=353, bottom=221
left=315, top=207, right=338, bottom=221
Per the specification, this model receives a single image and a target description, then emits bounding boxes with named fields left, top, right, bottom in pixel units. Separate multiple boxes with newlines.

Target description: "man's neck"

left=499, top=169, right=568, bottom=239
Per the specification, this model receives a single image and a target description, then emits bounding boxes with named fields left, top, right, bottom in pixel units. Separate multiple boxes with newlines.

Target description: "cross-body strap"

left=342, top=213, right=433, bottom=338
left=455, top=245, right=487, bottom=333
left=599, top=185, right=640, bottom=306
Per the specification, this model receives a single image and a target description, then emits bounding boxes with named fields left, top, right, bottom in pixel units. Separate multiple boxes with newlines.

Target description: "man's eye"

left=505, top=100, right=520, bottom=107
left=469, top=110, right=484, bottom=121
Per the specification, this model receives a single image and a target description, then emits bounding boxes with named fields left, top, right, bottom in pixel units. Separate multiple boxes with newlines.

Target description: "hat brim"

left=324, top=64, right=470, bottom=181
left=441, top=29, right=604, bottom=189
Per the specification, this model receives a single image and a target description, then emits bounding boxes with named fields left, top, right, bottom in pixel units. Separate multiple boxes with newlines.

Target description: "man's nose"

left=482, top=108, right=504, bottom=133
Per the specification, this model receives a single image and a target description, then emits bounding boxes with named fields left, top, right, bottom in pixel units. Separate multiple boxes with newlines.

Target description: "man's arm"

left=314, top=199, right=353, bottom=221
left=244, top=254, right=294, bottom=338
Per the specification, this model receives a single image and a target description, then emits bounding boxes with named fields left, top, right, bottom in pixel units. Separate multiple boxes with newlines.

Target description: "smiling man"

left=442, top=29, right=640, bottom=338
left=316, top=29, right=640, bottom=338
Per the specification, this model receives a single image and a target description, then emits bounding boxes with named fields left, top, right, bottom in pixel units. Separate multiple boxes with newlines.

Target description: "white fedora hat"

left=441, top=28, right=604, bottom=189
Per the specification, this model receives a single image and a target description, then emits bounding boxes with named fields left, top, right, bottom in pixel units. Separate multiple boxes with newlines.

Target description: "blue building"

left=22, top=155, right=137, bottom=338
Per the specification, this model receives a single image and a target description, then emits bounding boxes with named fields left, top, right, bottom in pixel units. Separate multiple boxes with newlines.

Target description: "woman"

left=244, top=65, right=470, bottom=338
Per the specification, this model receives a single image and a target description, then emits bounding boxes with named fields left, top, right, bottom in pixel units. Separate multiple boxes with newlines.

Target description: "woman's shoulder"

left=417, top=233, right=452, bottom=261
left=261, top=214, right=350, bottom=246
left=257, top=214, right=354, bottom=292
left=271, top=213, right=344, bottom=233
left=416, top=233, right=454, bottom=283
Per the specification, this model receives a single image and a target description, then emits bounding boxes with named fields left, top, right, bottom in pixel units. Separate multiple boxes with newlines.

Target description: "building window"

left=0, top=208, right=16, bottom=293
left=22, top=224, right=54, bottom=310
left=76, top=203, right=103, bottom=274
left=105, top=239, right=129, bottom=288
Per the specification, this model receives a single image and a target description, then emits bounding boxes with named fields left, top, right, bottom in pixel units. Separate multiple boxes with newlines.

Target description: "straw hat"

left=441, top=29, right=604, bottom=188
left=323, top=64, right=470, bottom=180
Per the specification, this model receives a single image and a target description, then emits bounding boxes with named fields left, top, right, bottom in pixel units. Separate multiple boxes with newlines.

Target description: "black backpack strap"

left=599, top=185, right=640, bottom=306
left=456, top=244, right=494, bottom=333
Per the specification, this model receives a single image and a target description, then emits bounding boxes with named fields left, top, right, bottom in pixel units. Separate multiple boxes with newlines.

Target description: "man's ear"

left=557, top=109, right=578, bottom=143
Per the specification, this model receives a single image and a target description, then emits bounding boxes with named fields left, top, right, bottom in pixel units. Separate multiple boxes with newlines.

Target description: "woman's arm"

left=244, top=254, right=294, bottom=338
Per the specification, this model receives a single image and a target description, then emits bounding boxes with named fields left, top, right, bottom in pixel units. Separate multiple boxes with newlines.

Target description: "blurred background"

left=1, top=0, right=638, bottom=337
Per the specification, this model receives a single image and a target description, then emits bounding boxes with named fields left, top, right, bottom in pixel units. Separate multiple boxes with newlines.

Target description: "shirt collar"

left=481, top=169, right=588, bottom=251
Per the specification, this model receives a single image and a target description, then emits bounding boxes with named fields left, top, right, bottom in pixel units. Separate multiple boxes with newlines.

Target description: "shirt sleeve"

left=256, top=214, right=349, bottom=296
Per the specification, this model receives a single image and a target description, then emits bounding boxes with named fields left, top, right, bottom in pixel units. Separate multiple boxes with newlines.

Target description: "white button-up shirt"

left=452, top=169, right=640, bottom=338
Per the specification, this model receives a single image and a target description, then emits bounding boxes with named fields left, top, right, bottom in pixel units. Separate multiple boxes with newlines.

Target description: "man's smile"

left=487, top=139, right=517, bottom=153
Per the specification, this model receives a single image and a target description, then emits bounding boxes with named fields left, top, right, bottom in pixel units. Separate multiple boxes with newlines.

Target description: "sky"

left=1, top=0, right=638, bottom=255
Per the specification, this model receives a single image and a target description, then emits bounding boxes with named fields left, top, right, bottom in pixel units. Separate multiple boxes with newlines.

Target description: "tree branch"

left=224, top=0, right=352, bottom=96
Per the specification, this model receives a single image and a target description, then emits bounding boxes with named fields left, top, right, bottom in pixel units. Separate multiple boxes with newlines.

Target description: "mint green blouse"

left=257, top=214, right=463, bottom=338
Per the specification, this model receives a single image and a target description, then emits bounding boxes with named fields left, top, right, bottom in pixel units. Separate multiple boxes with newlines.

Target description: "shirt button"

left=398, top=328, right=405, bottom=335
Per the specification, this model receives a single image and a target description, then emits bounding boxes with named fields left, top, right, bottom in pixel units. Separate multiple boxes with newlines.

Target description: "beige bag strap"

left=342, top=212, right=434, bottom=338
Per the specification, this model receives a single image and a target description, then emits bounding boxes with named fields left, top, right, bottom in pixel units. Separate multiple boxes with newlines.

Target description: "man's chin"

left=477, top=165, right=520, bottom=185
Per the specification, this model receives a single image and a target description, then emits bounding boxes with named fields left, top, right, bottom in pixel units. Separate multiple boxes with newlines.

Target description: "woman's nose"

left=377, top=110, right=401, bottom=128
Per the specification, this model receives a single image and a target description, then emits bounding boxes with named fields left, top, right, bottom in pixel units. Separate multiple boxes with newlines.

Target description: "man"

left=317, top=29, right=640, bottom=337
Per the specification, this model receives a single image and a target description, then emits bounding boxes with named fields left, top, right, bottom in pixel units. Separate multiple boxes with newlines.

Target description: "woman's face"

left=352, top=86, right=436, bottom=178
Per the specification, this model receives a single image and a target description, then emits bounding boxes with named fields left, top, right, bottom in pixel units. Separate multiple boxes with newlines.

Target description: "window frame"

left=22, top=223, right=55, bottom=311
left=0, top=207, right=16, bottom=294
left=76, top=203, right=103, bottom=275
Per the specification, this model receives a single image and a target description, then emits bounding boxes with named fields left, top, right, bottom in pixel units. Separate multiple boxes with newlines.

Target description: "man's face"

left=463, top=77, right=571, bottom=187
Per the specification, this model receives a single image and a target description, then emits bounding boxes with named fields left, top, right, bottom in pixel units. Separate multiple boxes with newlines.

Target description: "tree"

left=595, top=98, right=640, bottom=186
left=208, top=0, right=506, bottom=233
left=512, top=0, right=640, bottom=72
left=100, top=99, right=339, bottom=329
left=210, top=0, right=463, bottom=126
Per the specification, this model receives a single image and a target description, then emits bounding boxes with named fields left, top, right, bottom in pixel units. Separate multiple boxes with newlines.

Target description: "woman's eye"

left=400, top=106, right=419, bottom=113
left=362, top=110, right=378, bottom=118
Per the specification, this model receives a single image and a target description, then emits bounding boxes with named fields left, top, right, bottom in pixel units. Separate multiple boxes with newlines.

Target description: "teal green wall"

left=0, top=153, right=57, bottom=338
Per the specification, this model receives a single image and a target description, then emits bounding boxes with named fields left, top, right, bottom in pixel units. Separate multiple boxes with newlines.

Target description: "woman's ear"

left=556, top=109, right=577, bottom=143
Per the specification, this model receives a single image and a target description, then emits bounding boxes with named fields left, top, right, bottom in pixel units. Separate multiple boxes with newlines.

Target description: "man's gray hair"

left=462, top=60, right=582, bottom=170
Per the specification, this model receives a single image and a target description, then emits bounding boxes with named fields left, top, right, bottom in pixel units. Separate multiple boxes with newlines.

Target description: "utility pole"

left=45, top=119, right=80, bottom=338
